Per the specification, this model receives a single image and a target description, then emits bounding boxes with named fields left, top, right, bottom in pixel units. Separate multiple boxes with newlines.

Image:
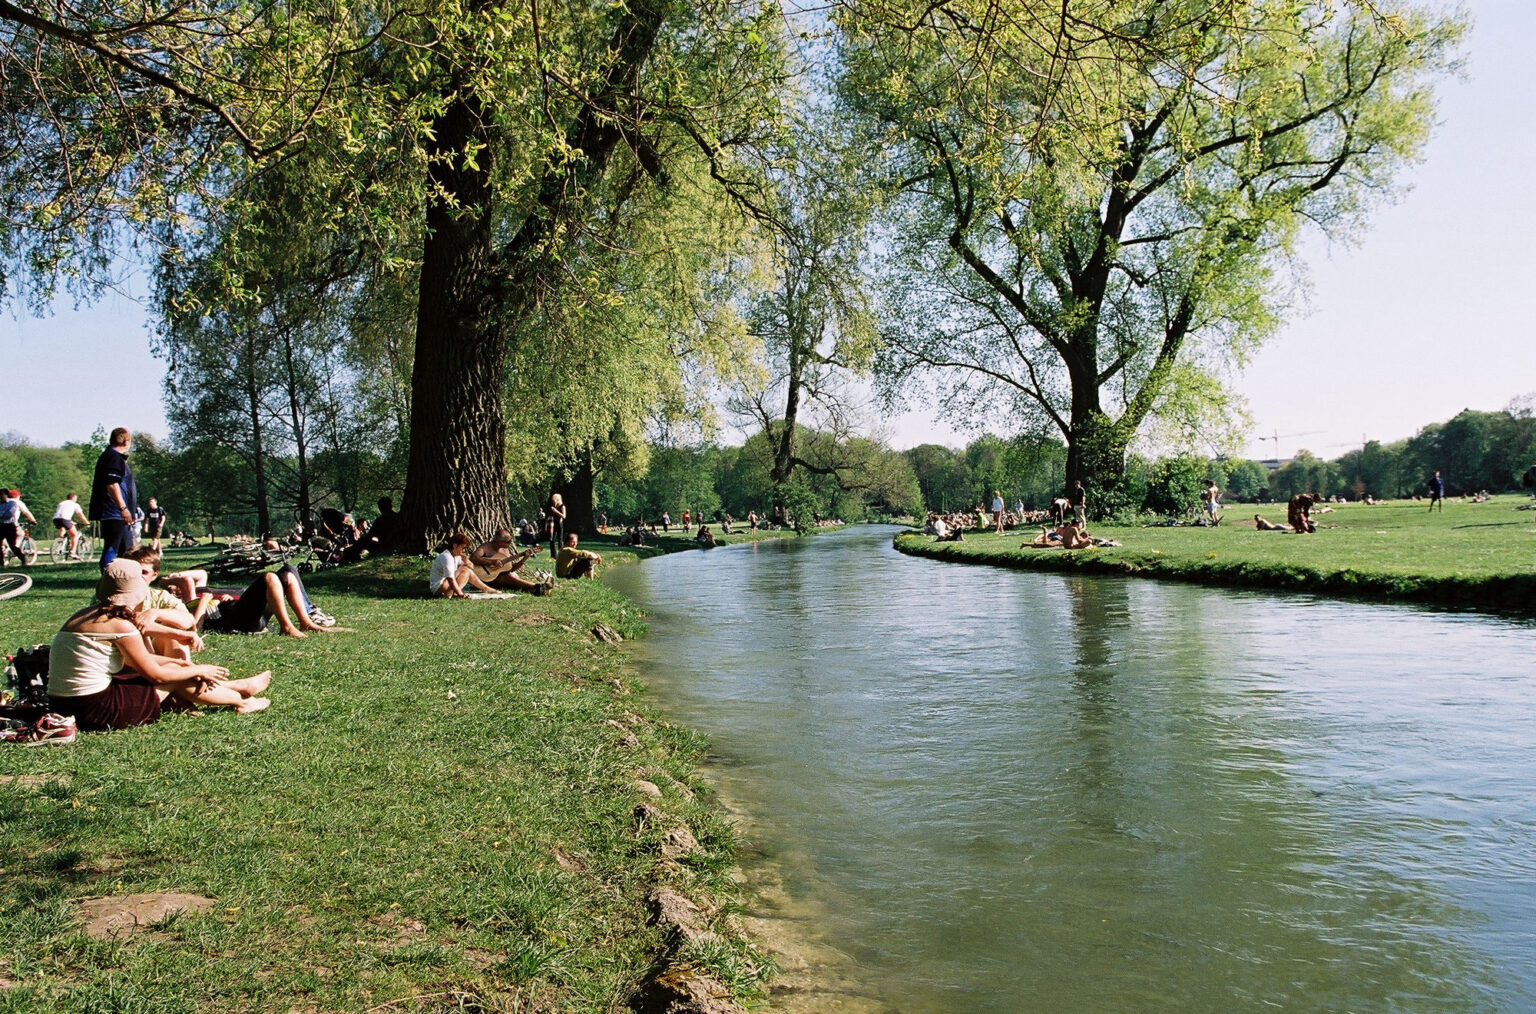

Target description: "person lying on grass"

left=1253, top=514, right=1292, bottom=532
left=1026, top=522, right=1095, bottom=549
left=159, top=564, right=210, bottom=603
left=470, top=528, right=552, bottom=594
left=555, top=533, right=602, bottom=579
left=194, top=563, right=349, bottom=637
left=431, top=533, right=502, bottom=598
left=48, top=559, right=273, bottom=730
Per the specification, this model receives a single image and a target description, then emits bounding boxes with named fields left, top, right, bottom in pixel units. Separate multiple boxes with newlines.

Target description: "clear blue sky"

left=5, top=1, right=1531, bottom=462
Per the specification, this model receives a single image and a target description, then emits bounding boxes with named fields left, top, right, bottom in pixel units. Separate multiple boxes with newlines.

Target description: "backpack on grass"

left=5, top=645, right=50, bottom=708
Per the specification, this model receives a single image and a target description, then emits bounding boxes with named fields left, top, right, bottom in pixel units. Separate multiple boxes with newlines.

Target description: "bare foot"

left=281, top=628, right=307, bottom=639
left=228, top=670, right=272, bottom=697
left=235, top=697, right=271, bottom=714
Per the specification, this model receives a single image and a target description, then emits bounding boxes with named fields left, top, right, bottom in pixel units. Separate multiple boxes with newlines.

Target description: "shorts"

left=50, top=675, right=162, bottom=731
left=53, top=518, right=76, bottom=532
left=202, top=580, right=270, bottom=633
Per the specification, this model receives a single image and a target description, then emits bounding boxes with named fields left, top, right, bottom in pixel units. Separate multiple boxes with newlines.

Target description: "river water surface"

left=605, top=526, right=1536, bottom=1013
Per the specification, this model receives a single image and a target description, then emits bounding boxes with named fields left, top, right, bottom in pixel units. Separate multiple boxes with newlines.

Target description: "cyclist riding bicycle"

left=0, top=489, right=35, bottom=567
left=53, top=492, right=88, bottom=560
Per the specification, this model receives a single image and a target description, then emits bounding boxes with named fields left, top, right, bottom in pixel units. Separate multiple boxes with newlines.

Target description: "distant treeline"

left=3, top=405, right=1530, bottom=536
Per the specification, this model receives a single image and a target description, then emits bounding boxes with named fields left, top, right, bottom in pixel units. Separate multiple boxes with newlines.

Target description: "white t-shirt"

left=429, top=549, right=462, bottom=592
left=54, top=499, right=86, bottom=522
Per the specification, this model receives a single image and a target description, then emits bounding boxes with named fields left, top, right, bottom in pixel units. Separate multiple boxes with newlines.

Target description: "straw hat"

left=100, top=558, right=150, bottom=609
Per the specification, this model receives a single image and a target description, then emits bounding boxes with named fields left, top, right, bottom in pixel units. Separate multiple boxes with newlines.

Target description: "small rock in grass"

left=76, top=892, right=216, bottom=939
left=661, top=826, right=701, bottom=861
left=551, top=848, right=587, bottom=873
left=649, top=887, right=704, bottom=940
left=642, top=967, right=747, bottom=1014
left=632, top=780, right=663, bottom=798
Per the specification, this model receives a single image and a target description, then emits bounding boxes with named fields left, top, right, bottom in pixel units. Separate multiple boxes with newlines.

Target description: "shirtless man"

left=1287, top=493, right=1319, bottom=534
left=470, top=528, right=551, bottom=594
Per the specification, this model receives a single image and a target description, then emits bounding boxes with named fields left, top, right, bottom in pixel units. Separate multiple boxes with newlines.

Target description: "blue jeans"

left=98, top=518, right=134, bottom=569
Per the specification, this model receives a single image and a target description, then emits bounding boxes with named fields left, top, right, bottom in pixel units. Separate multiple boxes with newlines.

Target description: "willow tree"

left=840, top=0, right=1462, bottom=511
left=2, top=0, right=789, bottom=547
left=735, top=124, right=880, bottom=494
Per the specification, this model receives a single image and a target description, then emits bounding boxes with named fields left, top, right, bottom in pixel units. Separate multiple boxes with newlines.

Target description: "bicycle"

left=50, top=527, right=94, bottom=564
left=0, top=572, right=31, bottom=600
left=2, top=524, right=39, bottom=568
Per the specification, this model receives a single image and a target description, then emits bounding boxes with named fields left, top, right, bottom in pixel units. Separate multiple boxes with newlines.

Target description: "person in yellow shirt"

left=555, top=533, right=603, bottom=579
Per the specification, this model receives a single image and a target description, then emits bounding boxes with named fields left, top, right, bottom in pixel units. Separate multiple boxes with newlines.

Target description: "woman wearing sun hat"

left=47, top=559, right=273, bottom=730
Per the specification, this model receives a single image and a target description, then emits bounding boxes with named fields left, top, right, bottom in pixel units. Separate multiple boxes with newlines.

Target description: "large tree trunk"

left=278, top=326, right=314, bottom=535
left=398, top=0, right=666, bottom=551
left=243, top=335, right=272, bottom=536
left=400, top=86, right=507, bottom=551
left=557, top=454, right=597, bottom=535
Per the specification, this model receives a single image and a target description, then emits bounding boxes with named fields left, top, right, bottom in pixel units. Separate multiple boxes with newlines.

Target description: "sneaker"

left=1, top=713, right=77, bottom=746
left=307, top=608, right=336, bottom=627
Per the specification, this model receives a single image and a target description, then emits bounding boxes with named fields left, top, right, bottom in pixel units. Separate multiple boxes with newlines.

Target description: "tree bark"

left=400, top=85, right=508, bottom=551
left=557, top=454, right=597, bottom=534
left=398, top=0, right=666, bottom=551
left=243, top=333, right=272, bottom=536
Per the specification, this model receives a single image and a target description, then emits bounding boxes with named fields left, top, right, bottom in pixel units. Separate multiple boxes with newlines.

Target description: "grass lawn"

left=896, top=495, right=1536, bottom=611
left=0, top=543, right=777, bottom=1012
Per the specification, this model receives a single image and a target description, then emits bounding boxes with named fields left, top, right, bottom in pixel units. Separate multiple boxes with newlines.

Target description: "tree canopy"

left=841, top=0, right=1462, bottom=515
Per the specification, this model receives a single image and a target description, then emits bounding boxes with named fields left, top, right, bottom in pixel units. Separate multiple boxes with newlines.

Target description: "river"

left=604, top=526, right=1536, bottom=1013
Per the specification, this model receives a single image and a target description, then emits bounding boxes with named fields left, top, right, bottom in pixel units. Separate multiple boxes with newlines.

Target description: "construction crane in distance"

left=1257, top=429, right=1326, bottom=459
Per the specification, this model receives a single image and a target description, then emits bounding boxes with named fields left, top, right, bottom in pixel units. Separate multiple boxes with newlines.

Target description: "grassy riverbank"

left=896, top=496, right=1536, bottom=611
left=0, top=544, right=780, bottom=1012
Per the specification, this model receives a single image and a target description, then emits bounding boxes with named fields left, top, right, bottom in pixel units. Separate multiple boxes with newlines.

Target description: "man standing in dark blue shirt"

left=1427, top=470, right=1445, bottom=513
left=89, top=427, right=138, bottom=569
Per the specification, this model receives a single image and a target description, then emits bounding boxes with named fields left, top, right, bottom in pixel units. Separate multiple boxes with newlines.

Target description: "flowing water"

left=604, top=527, right=1536, bottom=1013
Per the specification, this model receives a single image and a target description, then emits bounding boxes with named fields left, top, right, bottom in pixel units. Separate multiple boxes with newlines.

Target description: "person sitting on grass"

left=470, top=528, right=552, bottom=594
left=48, top=559, right=273, bottom=730
left=109, top=547, right=208, bottom=661
left=430, top=533, right=501, bottom=598
left=695, top=524, right=716, bottom=546
left=1253, top=514, right=1292, bottom=532
left=555, top=533, right=603, bottom=579
left=364, top=496, right=401, bottom=553
left=199, top=563, right=347, bottom=636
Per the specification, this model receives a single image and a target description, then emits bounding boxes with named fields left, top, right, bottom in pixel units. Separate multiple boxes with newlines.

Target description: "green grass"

left=896, top=495, right=1536, bottom=611
left=0, top=545, right=778, bottom=1012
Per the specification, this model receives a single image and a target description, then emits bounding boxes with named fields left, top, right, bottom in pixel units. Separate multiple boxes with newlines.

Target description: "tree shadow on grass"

left=305, top=565, right=432, bottom=601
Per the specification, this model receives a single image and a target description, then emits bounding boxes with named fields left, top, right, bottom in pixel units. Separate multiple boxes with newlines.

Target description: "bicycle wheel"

left=19, top=536, right=37, bottom=567
left=76, top=534, right=94, bottom=560
left=0, top=572, right=31, bottom=600
left=51, top=535, right=70, bottom=563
